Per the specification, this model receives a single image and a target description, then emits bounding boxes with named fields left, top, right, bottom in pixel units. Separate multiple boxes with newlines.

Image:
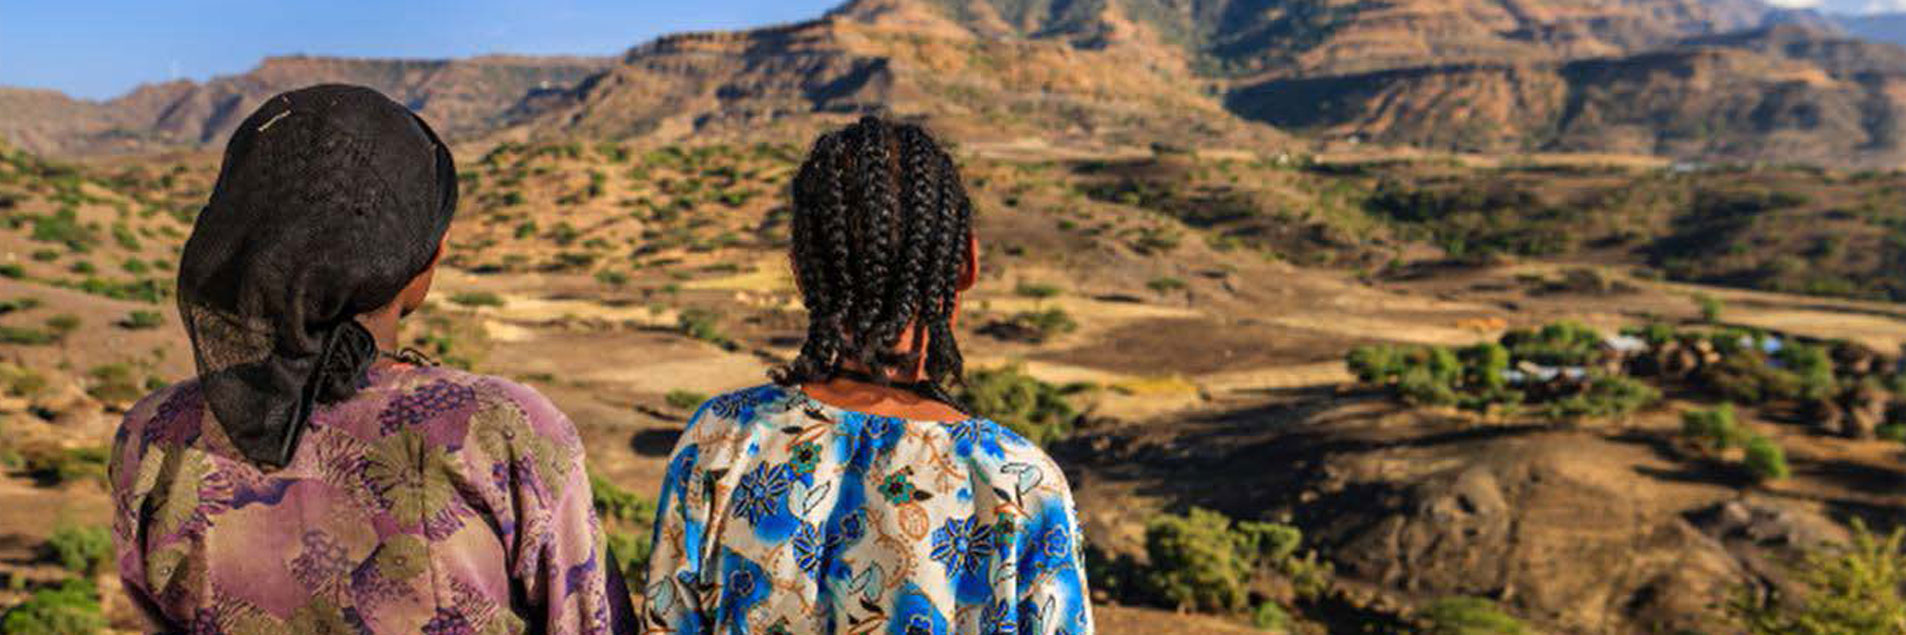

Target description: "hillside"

left=0, top=55, right=610, bottom=156
left=1228, top=24, right=1906, bottom=166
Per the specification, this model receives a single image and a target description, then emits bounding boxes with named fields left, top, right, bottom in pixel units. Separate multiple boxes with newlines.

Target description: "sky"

left=0, top=0, right=842, bottom=100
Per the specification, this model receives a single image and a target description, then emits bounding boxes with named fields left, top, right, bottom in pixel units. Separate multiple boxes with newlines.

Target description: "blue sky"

left=0, top=0, right=841, bottom=100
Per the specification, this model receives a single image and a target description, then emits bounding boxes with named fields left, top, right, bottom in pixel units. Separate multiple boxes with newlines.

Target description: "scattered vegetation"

left=665, top=389, right=707, bottom=411
left=45, top=523, right=111, bottom=576
left=590, top=472, right=658, bottom=587
left=958, top=364, right=1080, bottom=446
left=0, top=579, right=106, bottom=634
left=117, top=309, right=164, bottom=330
left=1732, top=520, right=1906, bottom=634
left=1419, top=597, right=1529, bottom=635
left=449, top=291, right=506, bottom=308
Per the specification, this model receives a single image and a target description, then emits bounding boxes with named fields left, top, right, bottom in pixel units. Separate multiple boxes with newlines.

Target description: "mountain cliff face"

left=513, top=10, right=1281, bottom=151
left=10, top=0, right=1906, bottom=167
left=1224, top=24, right=1906, bottom=166
left=0, top=55, right=610, bottom=156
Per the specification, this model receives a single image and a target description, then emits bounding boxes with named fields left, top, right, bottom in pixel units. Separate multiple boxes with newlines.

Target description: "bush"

left=1697, top=293, right=1725, bottom=323
left=665, top=389, right=706, bottom=411
left=1140, top=508, right=1327, bottom=614
left=1147, top=277, right=1188, bottom=294
left=1733, top=520, right=1905, bottom=634
left=1682, top=404, right=1748, bottom=451
left=0, top=263, right=24, bottom=279
left=0, top=579, right=106, bottom=634
left=590, top=472, right=657, bottom=525
left=1014, top=281, right=1064, bottom=301
left=118, top=310, right=164, bottom=330
left=44, top=314, right=79, bottom=340
left=590, top=472, right=657, bottom=585
left=1744, top=436, right=1791, bottom=482
left=18, top=446, right=109, bottom=486
left=595, top=269, right=630, bottom=287
left=28, top=209, right=96, bottom=252
left=1776, top=343, right=1837, bottom=402
left=1543, top=375, right=1660, bottom=420
left=677, top=308, right=726, bottom=346
left=959, top=364, right=1078, bottom=446
left=1253, top=601, right=1293, bottom=631
left=0, top=325, right=55, bottom=345
left=1010, top=308, right=1079, bottom=342
left=45, top=524, right=110, bottom=576
left=449, top=292, right=505, bottom=308
left=1702, top=354, right=1805, bottom=405
left=1501, top=321, right=1603, bottom=367
left=86, top=363, right=144, bottom=404
left=1420, top=597, right=1528, bottom=634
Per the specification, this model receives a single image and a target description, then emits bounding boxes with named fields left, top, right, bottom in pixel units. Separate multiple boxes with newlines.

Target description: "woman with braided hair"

left=644, top=117, right=1094, bottom=634
left=108, top=85, right=632, bottom=633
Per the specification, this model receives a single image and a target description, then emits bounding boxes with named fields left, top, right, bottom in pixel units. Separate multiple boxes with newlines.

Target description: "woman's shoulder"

left=381, top=366, right=580, bottom=440
left=941, top=418, right=1075, bottom=490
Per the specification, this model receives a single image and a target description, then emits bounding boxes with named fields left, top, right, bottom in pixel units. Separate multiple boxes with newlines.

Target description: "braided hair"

left=774, top=117, right=974, bottom=393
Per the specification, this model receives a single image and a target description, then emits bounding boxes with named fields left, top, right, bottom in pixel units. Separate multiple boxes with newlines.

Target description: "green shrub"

left=29, top=249, right=60, bottom=262
left=120, top=257, right=149, bottom=274
left=677, top=308, right=726, bottom=346
left=111, top=222, right=140, bottom=250
left=1744, top=436, right=1791, bottom=482
left=1543, top=375, right=1660, bottom=420
left=1776, top=344, right=1838, bottom=401
left=665, top=389, right=707, bottom=411
left=1010, top=308, right=1079, bottom=342
left=45, top=524, right=110, bottom=576
left=0, top=325, right=55, bottom=345
left=44, top=314, right=79, bottom=340
left=65, top=261, right=93, bottom=275
left=0, top=363, right=48, bottom=397
left=0, top=578, right=106, bottom=634
left=0, top=263, right=24, bottom=279
left=1252, top=601, right=1293, bottom=631
left=19, top=446, right=108, bottom=485
left=1697, top=293, right=1725, bottom=323
left=1682, top=404, right=1747, bottom=451
left=449, top=292, right=505, bottom=308
left=589, top=472, right=658, bottom=525
left=514, top=220, right=536, bottom=238
left=1702, top=354, right=1805, bottom=405
left=1140, top=508, right=1327, bottom=614
left=1014, top=281, right=1063, bottom=301
left=0, top=297, right=40, bottom=314
left=85, top=363, right=143, bottom=403
left=959, top=364, right=1077, bottom=445
left=1421, top=597, right=1528, bottom=634
left=118, top=310, right=164, bottom=330
left=1147, top=277, right=1188, bottom=294
left=28, top=209, right=96, bottom=252
left=1733, top=520, right=1905, bottom=634
left=595, top=269, right=630, bottom=287
left=1501, top=321, right=1603, bottom=367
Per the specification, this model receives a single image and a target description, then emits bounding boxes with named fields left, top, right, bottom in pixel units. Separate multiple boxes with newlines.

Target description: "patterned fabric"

left=109, top=365, right=619, bottom=634
left=644, top=384, right=1094, bottom=635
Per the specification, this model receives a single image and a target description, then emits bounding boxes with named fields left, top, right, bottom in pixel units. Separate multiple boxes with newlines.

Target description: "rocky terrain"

left=5, top=0, right=1906, bottom=633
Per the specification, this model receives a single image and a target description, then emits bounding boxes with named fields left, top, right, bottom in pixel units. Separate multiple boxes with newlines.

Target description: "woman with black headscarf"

left=107, top=85, right=629, bottom=634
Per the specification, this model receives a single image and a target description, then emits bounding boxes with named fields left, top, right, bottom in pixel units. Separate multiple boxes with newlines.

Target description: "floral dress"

left=643, top=384, right=1093, bottom=635
left=109, top=365, right=621, bottom=634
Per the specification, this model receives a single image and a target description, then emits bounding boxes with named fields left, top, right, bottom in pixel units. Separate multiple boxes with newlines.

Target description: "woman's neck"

left=799, top=375, right=967, bottom=422
left=356, top=305, right=403, bottom=355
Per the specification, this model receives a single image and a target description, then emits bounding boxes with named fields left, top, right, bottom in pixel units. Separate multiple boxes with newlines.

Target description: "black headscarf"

left=178, top=84, right=458, bottom=468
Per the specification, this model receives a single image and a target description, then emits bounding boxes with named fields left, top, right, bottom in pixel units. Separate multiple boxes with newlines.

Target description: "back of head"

left=776, top=116, right=974, bottom=391
left=178, top=84, right=458, bottom=467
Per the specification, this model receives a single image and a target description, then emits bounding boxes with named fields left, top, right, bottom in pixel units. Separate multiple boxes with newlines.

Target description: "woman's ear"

left=957, top=234, right=979, bottom=292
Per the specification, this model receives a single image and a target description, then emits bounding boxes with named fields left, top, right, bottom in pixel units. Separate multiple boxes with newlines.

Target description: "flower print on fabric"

left=110, top=366, right=619, bottom=634
left=644, top=384, right=1094, bottom=634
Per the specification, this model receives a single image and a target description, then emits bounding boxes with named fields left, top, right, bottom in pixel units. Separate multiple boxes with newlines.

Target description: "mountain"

left=851, top=0, right=1777, bottom=78
left=0, top=55, right=610, bottom=156
left=510, top=7, right=1283, bottom=151
left=1224, top=23, right=1906, bottom=166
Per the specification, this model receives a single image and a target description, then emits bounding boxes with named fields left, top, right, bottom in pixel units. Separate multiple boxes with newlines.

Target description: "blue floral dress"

left=643, top=384, right=1093, bottom=634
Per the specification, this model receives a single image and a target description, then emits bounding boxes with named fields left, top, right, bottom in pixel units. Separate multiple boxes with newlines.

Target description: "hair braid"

left=773, top=117, right=973, bottom=396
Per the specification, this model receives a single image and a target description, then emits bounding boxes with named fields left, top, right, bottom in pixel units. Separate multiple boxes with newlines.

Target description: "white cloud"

left=1763, top=0, right=1822, bottom=8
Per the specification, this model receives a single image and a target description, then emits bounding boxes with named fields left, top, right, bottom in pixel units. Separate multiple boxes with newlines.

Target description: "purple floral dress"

left=109, top=365, right=620, bottom=634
